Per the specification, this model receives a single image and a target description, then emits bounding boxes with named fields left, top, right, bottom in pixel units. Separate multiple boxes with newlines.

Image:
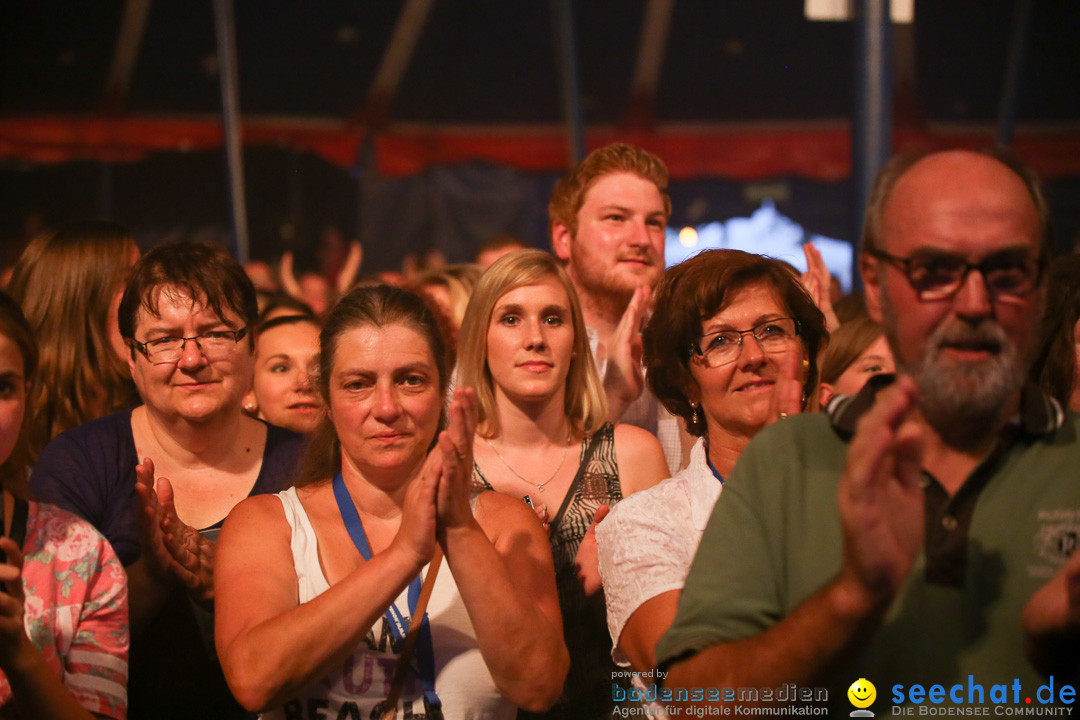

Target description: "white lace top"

left=596, top=438, right=720, bottom=665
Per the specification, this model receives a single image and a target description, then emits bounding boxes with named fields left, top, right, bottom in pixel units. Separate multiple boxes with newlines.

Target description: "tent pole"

left=852, top=0, right=892, bottom=285
left=551, top=0, right=586, bottom=165
left=997, top=0, right=1032, bottom=148
left=213, top=0, right=250, bottom=264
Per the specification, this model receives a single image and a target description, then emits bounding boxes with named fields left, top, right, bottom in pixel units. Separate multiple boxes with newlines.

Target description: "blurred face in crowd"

left=246, top=320, right=322, bottom=433
left=553, top=171, right=666, bottom=307
left=128, top=287, right=254, bottom=425
left=863, top=151, right=1044, bottom=432
left=818, top=334, right=896, bottom=407
left=0, top=333, right=28, bottom=468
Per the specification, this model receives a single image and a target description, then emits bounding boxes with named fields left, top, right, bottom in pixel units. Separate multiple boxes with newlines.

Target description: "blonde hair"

left=417, top=263, right=483, bottom=330
left=8, top=221, right=138, bottom=457
left=457, top=249, right=607, bottom=438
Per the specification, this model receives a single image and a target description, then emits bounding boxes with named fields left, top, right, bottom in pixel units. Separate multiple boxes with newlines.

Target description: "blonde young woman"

left=457, top=249, right=668, bottom=719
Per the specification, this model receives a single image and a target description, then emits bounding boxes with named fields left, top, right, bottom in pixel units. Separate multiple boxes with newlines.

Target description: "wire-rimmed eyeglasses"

left=690, top=318, right=800, bottom=368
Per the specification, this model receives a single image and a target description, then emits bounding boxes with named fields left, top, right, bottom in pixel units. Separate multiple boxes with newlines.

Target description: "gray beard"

left=882, top=298, right=1023, bottom=450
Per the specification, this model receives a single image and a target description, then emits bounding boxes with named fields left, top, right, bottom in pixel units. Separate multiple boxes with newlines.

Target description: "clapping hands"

left=135, top=458, right=216, bottom=607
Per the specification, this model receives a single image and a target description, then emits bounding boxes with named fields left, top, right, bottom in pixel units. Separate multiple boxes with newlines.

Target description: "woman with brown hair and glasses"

left=29, top=241, right=304, bottom=720
left=595, top=249, right=827, bottom=713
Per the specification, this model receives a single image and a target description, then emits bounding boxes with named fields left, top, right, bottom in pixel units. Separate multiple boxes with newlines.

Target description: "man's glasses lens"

left=906, top=253, right=1037, bottom=300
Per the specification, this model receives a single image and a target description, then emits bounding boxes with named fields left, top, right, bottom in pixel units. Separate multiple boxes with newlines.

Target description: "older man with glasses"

left=656, top=149, right=1080, bottom=714
left=31, top=241, right=304, bottom=720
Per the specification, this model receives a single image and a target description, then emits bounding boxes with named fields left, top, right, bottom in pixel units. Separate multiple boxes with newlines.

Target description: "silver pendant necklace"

left=482, top=435, right=571, bottom=493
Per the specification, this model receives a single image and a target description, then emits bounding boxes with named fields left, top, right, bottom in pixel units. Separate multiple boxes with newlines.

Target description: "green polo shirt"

left=656, top=381, right=1080, bottom=712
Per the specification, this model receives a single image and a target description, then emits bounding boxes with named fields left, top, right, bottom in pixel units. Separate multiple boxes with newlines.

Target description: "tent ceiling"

left=3, top=1, right=1079, bottom=173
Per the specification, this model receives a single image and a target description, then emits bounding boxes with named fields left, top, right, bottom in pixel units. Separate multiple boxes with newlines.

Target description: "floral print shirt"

left=0, top=501, right=129, bottom=719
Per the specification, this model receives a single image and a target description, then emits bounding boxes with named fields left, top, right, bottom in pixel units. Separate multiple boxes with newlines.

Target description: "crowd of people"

left=0, top=141, right=1077, bottom=720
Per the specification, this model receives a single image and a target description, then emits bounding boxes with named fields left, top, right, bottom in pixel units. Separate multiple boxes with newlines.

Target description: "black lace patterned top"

left=474, top=423, right=625, bottom=720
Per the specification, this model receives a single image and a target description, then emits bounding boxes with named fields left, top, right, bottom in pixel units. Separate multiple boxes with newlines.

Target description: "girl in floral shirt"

left=0, top=291, right=129, bottom=719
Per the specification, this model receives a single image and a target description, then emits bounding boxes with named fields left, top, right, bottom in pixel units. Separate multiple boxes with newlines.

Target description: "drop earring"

left=689, top=401, right=703, bottom=429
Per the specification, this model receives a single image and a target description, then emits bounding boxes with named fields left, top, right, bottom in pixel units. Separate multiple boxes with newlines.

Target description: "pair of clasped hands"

left=392, top=387, right=486, bottom=567
left=0, top=532, right=34, bottom=675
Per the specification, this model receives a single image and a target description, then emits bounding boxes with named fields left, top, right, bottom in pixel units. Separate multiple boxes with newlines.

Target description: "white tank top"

left=260, top=487, right=515, bottom=720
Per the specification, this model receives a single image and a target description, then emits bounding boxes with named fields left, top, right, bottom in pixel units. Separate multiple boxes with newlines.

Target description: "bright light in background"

left=664, top=200, right=854, bottom=291
left=678, top=226, right=698, bottom=248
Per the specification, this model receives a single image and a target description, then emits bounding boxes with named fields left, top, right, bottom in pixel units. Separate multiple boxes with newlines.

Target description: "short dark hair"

left=296, top=285, right=449, bottom=487
left=861, top=146, right=1051, bottom=258
left=1031, top=253, right=1080, bottom=408
left=643, top=249, right=827, bottom=437
left=119, top=241, right=258, bottom=347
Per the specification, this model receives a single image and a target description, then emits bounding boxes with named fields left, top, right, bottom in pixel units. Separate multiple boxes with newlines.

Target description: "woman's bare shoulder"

left=612, top=424, right=668, bottom=495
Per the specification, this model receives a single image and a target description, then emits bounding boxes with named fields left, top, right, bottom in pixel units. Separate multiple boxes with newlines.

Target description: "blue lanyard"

left=332, top=473, right=441, bottom=710
left=703, top=439, right=725, bottom=485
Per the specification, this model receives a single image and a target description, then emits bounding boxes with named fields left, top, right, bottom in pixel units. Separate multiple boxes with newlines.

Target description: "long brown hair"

left=7, top=221, right=138, bottom=458
left=295, top=285, right=450, bottom=488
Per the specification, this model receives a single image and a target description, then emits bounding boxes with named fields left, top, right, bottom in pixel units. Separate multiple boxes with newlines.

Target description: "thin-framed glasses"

left=690, top=318, right=800, bottom=369
left=132, top=328, right=248, bottom=365
left=866, top=248, right=1042, bottom=302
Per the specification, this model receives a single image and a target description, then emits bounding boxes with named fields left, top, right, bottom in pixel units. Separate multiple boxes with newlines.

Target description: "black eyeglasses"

left=132, top=328, right=248, bottom=365
left=690, top=318, right=801, bottom=368
left=866, top=248, right=1043, bottom=302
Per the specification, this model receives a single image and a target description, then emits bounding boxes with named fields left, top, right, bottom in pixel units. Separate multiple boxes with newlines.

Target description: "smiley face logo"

left=848, top=678, right=876, bottom=709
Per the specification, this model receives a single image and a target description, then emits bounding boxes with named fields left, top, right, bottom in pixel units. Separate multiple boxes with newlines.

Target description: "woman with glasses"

left=30, top=241, right=304, bottom=720
left=595, top=249, right=826, bottom=712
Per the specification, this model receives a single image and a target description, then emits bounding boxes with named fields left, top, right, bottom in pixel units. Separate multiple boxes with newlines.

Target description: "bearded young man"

left=550, top=143, right=688, bottom=474
left=657, top=149, right=1080, bottom=713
